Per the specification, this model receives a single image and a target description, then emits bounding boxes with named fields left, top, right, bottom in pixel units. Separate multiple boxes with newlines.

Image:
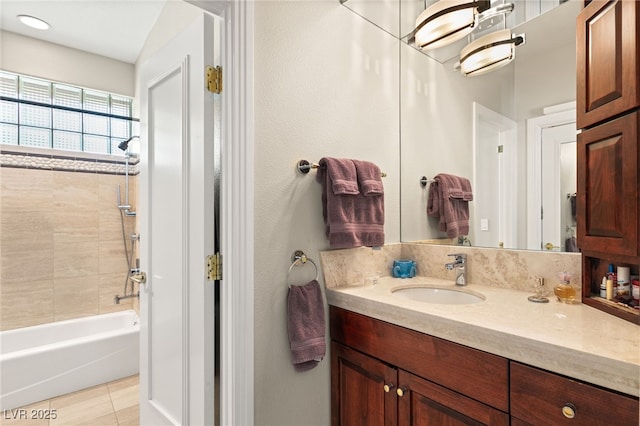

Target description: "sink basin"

left=392, top=286, right=485, bottom=305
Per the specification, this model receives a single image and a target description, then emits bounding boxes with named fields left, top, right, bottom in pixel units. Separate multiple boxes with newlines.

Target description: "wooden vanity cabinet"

left=510, top=362, right=639, bottom=425
left=330, top=307, right=509, bottom=425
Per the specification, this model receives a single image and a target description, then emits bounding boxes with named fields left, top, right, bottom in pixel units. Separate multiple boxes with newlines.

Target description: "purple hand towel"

left=353, top=159, right=384, bottom=196
left=321, top=157, right=359, bottom=195
left=317, top=157, right=385, bottom=248
left=287, top=280, right=326, bottom=372
left=427, top=173, right=473, bottom=238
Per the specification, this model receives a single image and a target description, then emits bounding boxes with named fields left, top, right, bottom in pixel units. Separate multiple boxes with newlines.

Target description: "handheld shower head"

left=118, top=136, right=134, bottom=151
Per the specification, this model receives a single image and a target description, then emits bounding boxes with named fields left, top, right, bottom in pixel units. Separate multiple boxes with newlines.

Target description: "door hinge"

left=206, top=65, right=222, bottom=94
left=497, top=145, right=504, bottom=153
left=207, top=253, right=222, bottom=280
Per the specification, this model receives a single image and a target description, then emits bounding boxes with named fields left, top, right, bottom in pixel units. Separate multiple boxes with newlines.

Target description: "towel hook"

left=287, top=250, right=319, bottom=287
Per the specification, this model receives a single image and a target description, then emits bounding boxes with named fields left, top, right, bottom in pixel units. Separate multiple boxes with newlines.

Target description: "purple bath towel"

left=316, top=157, right=385, bottom=248
left=287, top=280, right=326, bottom=372
left=427, top=173, right=473, bottom=238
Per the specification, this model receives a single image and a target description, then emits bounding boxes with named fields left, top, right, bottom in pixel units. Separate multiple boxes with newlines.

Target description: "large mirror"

left=399, top=0, right=581, bottom=251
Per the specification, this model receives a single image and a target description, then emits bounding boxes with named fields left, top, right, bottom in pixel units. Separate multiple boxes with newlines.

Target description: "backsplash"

left=320, top=243, right=582, bottom=298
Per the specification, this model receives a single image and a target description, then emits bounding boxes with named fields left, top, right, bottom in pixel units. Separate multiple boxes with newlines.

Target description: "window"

left=0, top=71, right=137, bottom=156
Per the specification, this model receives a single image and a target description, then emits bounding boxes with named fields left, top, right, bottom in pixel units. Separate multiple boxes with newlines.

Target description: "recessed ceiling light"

left=17, top=15, right=50, bottom=30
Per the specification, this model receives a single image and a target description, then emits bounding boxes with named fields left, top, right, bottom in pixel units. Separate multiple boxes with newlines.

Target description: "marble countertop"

left=326, top=276, right=640, bottom=397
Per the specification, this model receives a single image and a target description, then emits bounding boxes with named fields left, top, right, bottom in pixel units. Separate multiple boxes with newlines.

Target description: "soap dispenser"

left=553, top=271, right=576, bottom=303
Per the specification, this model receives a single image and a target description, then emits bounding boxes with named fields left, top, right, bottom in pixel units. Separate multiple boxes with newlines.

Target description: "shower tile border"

left=1, top=145, right=139, bottom=175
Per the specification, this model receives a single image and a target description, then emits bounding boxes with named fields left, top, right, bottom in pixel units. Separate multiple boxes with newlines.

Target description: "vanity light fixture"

left=457, top=29, right=525, bottom=76
left=412, top=0, right=490, bottom=51
left=17, top=14, right=50, bottom=30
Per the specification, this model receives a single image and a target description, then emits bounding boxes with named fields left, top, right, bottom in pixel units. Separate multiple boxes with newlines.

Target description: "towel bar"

left=297, top=159, right=387, bottom=177
left=420, top=176, right=435, bottom=187
left=287, top=250, right=319, bottom=287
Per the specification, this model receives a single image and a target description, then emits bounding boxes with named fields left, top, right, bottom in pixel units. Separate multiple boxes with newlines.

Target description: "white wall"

left=0, top=30, right=134, bottom=96
left=254, top=1, right=399, bottom=424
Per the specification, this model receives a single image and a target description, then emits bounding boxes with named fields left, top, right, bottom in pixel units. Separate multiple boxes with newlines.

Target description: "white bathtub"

left=0, top=310, right=139, bottom=410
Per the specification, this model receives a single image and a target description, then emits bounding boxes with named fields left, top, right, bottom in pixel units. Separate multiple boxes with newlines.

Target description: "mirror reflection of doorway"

left=541, top=124, right=577, bottom=251
left=526, top=103, right=577, bottom=251
left=473, top=102, right=518, bottom=249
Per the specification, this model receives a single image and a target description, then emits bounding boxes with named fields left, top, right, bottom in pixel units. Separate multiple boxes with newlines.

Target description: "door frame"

left=186, top=1, right=255, bottom=425
left=526, top=102, right=576, bottom=251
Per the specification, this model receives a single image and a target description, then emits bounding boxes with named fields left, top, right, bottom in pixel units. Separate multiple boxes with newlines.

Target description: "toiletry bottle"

left=600, top=276, right=607, bottom=298
left=553, top=272, right=575, bottom=303
left=616, top=266, right=631, bottom=299
left=606, top=264, right=615, bottom=300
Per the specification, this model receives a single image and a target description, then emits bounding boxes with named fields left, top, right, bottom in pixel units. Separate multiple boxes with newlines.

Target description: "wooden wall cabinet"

left=577, top=112, right=639, bottom=257
left=576, top=0, right=640, bottom=323
left=576, top=0, right=639, bottom=129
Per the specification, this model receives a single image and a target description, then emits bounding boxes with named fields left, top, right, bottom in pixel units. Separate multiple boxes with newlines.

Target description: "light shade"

left=459, top=29, right=525, bottom=76
left=413, top=0, right=490, bottom=51
left=17, top=15, right=50, bottom=30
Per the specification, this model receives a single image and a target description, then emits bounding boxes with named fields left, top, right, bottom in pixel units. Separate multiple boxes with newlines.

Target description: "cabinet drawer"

left=330, top=307, right=509, bottom=412
left=511, top=362, right=639, bottom=425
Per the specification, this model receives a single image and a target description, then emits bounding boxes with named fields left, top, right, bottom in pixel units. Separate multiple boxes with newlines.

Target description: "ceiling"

left=0, top=0, right=168, bottom=64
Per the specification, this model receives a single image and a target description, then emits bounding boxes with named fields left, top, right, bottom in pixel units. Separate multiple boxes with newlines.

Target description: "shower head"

left=118, top=137, right=132, bottom=151
left=118, top=136, right=139, bottom=152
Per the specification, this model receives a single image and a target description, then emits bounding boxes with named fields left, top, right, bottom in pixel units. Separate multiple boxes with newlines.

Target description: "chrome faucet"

left=445, top=253, right=467, bottom=286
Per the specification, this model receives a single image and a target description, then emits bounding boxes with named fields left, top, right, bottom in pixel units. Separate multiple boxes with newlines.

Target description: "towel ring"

left=287, top=250, right=319, bottom=287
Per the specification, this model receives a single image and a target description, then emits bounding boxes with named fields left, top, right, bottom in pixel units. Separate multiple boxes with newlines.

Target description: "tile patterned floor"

left=1, top=375, right=139, bottom=426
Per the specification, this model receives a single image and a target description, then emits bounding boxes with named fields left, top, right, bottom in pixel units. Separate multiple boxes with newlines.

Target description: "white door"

left=540, top=122, right=577, bottom=251
left=473, top=102, right=518, bottom=249
left=138, top=13, right=218, bottom=425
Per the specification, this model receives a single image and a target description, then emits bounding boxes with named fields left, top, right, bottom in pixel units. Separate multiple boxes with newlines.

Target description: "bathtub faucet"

left=114, top=292, right=139, bottom=304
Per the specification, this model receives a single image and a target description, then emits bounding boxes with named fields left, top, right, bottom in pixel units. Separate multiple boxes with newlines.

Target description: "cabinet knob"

left=383, top=383, right=395, bottom=393
left=561, top=403, right=577, bottom=419
left=396, top=387, right=408, bottom=397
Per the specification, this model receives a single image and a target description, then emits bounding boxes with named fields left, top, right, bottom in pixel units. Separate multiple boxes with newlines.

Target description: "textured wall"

left=253, top=1, right=400, bottom=424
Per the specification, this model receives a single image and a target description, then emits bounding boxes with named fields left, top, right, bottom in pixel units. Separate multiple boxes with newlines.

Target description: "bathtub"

left=0, top=310, right=139, bottom=410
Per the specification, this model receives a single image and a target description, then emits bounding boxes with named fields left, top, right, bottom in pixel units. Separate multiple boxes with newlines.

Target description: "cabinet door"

left=577, top=0, right=640, bottom=129
left=511, top=362, right=639, bottom=425
left=577, top=111, right=639, bottom=256
left=397, top=371, right=508, bottom=426
left=330, top=307, right=509, bottom=412
left=331, top=342, right=398, bottom=426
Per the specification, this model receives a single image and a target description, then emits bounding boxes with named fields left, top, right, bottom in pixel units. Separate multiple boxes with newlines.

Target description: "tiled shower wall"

left=0, top=162, right=138, bottom=331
